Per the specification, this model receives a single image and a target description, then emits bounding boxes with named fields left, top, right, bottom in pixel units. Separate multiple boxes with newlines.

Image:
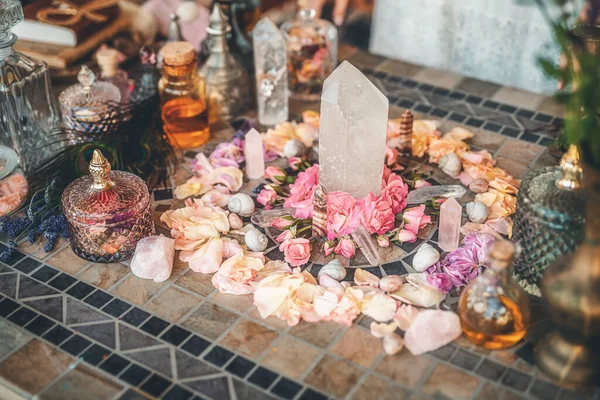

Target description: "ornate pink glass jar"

left=62, top=149, right=154, bottom=262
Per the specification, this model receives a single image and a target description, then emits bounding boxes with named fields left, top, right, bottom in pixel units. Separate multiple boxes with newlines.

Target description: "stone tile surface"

left=536, top=96, right=565, bottom=116
left=112, top=275, right=163, bottom=305
left=375, top=352, right=433, bottom=388
left=41, top=365, right=122, bottom=400
left=79, top=263, right=129, bottom=290
left=145, top=287, right=200, bottom=322
left=0, top=320, right=31, bottom=359
left=414, top=68, right=463, bottom=89
left=176, top=270, right=215, bottom=296
left=289, top=320, right=344, bottom=348
left=380, top=59, right=423, bottom=77
left=127, top=347, right=172, bottom=377
left=119, top=324, right=161, bottom=351
left=421, top=364, right=480, bottom=399
left=0, top=339, right=74, bottom=394
left=455, top=77, right=501, bottom=97
left=498, top=139, right=545, bottom=164
left=182, top=301, right=239, bottom=340
left=330, top=325, right=382, bottom=368
left=46, top=247, right=89, bottom=274
left=305, top=356, right=362, bottom=398
left=220, top=319, right=278, bottom=359
left=492, top=87, right=544, bottom=110
left=352, top=374, right=410, bottom=400
left=261, top=335, right=321, bottom=379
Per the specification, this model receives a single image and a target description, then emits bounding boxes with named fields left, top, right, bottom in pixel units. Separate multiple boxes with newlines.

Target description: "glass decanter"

left=511, top=145, right=585, bottom=296
left=62, top=149, right=154, bottom=262
left=159, top=41, right=210, bottom=148
left=59, top=65, right=121, bottom=134
left=199, top=4, right=249, bottom=123
left=280, top=8, right=338, bottom=100
left=458, top=240, right=531, bottom=350
left=97, top=47, right=130, bottom=103
left=0, top=0, right=61, bottom=173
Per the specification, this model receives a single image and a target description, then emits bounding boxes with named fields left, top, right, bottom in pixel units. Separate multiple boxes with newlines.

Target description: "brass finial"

left=556, top=145, right=583, bottom=190
left=89, top=149, right=114, bottom=191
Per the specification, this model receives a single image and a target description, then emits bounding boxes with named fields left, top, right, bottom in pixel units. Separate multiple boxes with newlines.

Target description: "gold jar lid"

left=161, top=41, right=195, bottom=66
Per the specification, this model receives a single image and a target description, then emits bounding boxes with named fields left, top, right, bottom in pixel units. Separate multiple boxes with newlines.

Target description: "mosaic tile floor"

left=0, top=49, right=598, bottom=400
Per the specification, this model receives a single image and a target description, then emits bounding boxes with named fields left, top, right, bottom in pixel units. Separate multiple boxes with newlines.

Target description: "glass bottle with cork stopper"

left=458, top=240, right=531, bottom=350
left=96, top=47, right=130, bottom=103
left=62, top=149, right=154, bottom=263
left=159, top=41, right=210, bottom=148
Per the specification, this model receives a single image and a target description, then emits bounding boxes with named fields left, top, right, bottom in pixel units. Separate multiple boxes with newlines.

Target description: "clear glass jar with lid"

left=61, top=149, right=154, bottom=262
left=280, top=8, right=337, bottom=100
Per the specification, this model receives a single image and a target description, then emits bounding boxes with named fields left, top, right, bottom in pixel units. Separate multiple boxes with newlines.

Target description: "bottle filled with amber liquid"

left=159, top=41, right=210, bottom=148
left=458, top=240, right=530, bottom=350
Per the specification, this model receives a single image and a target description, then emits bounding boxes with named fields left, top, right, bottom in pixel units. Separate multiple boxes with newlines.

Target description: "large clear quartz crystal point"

left=253, top=17, right=288, bottom=126
left=319, top=61, right=389, bottom=198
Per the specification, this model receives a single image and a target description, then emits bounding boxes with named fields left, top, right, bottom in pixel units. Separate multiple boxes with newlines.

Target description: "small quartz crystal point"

left=245, top=128, right=265, bottom=179
left=251, top=208, right=293, bottom=228
left=439, top=197, right=462, bottom=252
left=253, top=17, right=288, bottom=126
left=319, top=61, right=389, bottom=198
left=398, top=110, right=413, bottom=155
left=406, top=185, right=466, bottom=205
left=352, top=225, right=381, bottom=266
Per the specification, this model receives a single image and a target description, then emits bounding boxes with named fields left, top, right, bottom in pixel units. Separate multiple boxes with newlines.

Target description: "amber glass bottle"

left=458, top=240, right=530, bottom=350
left=159, top=41, right=209, bottom=148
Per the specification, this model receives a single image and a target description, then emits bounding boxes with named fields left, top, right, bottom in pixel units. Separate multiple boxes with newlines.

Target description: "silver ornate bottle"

left=199, top=4, right=249, bottom=123
left=512, top=145, right=585, bottom=296
left=0, top=0, right=60, bottom=173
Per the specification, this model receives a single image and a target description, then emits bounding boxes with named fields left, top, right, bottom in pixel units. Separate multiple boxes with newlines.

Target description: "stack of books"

left=13, top=0, right=129, bottom=69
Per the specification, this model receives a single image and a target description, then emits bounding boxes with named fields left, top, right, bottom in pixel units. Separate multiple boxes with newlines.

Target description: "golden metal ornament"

left=89, top=149, right=115, bottom=191
left=535, top=162, right=600, bottom=387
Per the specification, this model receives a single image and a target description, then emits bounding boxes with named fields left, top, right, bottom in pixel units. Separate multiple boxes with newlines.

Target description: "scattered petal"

left=354, top=268, right=380, bottom=288
left=361, top=293, right=397, bottom=322
left=393, top=304, right=420, bottom=331
left=383, top=334, right=404, bottom=355
left=370, top=321, right=398, bottom=338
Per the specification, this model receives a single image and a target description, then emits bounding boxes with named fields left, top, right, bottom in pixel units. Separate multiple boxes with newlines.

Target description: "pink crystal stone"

left=438, top=197, right=462, bottom=252
left=130, top=235, right=175, bottom=282
left=404, top=310, right=462, bottom=355
left=244, top=128, right=265, bottom=179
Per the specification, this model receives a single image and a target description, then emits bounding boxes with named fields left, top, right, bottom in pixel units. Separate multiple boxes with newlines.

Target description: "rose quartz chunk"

left=404, top=310, right=461, bottom=355
left=131, top=235, right=175, bottom=282
left=245, top=128, right=265, bottom=179
left=439, top=197, right=462, bottom=251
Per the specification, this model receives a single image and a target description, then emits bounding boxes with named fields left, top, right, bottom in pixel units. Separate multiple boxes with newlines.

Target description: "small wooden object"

left=398, top=109, right=413, bottom=155
left=311, top=185, right=327, bottom=239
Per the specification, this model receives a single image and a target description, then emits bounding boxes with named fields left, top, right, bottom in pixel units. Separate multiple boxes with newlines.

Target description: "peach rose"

left=279, top=238, right=311, bottom=266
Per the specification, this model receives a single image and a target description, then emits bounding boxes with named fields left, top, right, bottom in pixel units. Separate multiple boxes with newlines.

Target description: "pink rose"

left=385, top=146, right=398, bottom=167
left=209, top=140, right=245, bottom=168
left=270, top=217, right=293, bottom=230
left=326, top=191, right=362, bottom=240
left=377, top=235, right=390, bottom=247
left=279, top=238, right=311, bottom=266
left=381, top=172, right=409, bottom=214
left=257, top=186, right=278, bottom=210
left=397, top=229, right=417, bottom=243
left=414, top=179, right=432, bottom=189
left=360, top=193, right=395, bottom=235
left=402, top=205, right=432, bottom=235
left=335, top=238, right=356, bottom=258
left=265, top=166, right=286, bottom=183
left=276, top=230, right=294, bottom=243
left=323, top=240, right=336, bottom=257
left=284, top=165, right=319, bottom=219
left=426, top=271, right=454, bottom=293
left=288, top=157, right=302, bottom=171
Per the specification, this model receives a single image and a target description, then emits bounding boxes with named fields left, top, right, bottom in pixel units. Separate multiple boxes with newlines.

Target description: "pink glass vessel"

left=62, top=149, right=154, bottom=262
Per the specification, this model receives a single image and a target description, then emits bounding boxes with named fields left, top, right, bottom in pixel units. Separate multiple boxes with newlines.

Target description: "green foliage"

left=537, top=0, right=600, bottom=169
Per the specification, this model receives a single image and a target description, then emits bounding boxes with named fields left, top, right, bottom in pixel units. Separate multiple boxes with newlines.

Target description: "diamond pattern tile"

left=18, top=275, right=58, bottom=299
left=127, top=347, right=173, bottom=377
left=184, top=376, right=231, bottom=400
left=176, top=351, right=219, bottom=379
left=24, top=296, right=63, bottom=321
left=75, top=322, right=116, bottom=349
left=119, top=324, right=162, bottom=351
left=65, top=297, right=110, bottom=325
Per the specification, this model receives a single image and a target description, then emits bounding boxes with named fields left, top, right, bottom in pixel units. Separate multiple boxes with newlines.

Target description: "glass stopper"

left=78, top=65, right=96, bottom=90
left=298, top=8, right=316, bottom=22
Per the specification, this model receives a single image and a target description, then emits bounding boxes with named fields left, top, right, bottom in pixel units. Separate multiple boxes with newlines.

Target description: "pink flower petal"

left=354, top=268, right=380, bottom=288
left=180, top=238, right=223, bottom=274
left=360, top=293, right=397, bottom=322
left=370, top=321, right=398, bottom=338
left=393, top=304, right=420, bottom=331
left=383, top=334, right=404, bottom=355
